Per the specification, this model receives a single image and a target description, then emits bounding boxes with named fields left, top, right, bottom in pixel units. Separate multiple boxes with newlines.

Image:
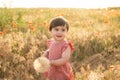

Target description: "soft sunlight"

left=0, top=0, right=120, bottom=8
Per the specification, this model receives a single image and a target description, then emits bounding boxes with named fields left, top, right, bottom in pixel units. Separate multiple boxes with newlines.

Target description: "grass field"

left=0, top=8, right=120, bottom=80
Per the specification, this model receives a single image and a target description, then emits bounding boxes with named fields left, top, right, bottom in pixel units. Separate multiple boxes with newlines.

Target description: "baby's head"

left=49, top=16, right=69, bottom=31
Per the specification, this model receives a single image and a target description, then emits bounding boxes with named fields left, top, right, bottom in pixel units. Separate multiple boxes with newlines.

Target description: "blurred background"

left=0, top=0, right=120, bottom=80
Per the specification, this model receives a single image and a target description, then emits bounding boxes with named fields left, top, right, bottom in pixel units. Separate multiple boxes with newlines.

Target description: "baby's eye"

left=62, top=29, right=65, bottom=32
left=55, top=28, right=59, bottom=31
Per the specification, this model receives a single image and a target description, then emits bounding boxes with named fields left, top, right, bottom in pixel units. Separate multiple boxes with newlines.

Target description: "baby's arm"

left=42, top=49, right=49, bottom=57
left=50, top=46, right=71, bottom=66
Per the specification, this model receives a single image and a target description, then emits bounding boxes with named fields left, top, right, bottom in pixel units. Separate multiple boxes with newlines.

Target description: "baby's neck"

left=54, top=39, right=67, bottom=43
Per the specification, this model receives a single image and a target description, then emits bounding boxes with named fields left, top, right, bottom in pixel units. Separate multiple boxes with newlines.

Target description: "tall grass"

left=0, top=8, right=120, bottom=80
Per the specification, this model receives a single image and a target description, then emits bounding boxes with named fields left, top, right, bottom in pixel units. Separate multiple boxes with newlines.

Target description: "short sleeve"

left=46, top=39, right=53, bottom=47
left=62, top=41, right=74, bottom=53
left=47, top=40, right=51, bottom=47
left=68, top=41, right=74, bottom=51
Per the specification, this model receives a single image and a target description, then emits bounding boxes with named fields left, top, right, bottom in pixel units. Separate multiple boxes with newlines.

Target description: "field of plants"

left=0, top=8, right=120, bottom=80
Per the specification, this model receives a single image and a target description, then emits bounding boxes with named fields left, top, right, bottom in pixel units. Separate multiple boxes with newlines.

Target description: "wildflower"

left=13, top=23, right=17, bottom=28
left=104, top=19, right=109, bottom=23
left=30, top=26, right=35, bottom=31
left=0, top=31, right=3, bottom=35
left=43, top=21, right=47, bottom=26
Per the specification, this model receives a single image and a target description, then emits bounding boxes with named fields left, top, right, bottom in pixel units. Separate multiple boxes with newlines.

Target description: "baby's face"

left=51, top=25, right=67, bottom=42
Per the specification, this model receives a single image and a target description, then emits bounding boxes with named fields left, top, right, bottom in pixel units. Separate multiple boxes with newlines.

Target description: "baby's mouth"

left=56, top=35, right=62, bottom=38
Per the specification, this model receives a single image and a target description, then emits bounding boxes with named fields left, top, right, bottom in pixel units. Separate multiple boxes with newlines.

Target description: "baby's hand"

left=42, top=50, right=49, bottom=57
left=33, top=57, right=50, bottom=73
left=50, top=60, right=54, bottom=65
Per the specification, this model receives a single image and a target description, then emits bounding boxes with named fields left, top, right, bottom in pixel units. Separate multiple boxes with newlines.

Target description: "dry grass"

left=0, top=8, right=120, bottom=80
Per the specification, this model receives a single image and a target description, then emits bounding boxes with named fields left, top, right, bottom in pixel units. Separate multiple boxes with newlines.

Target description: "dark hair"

left=49, top=16, right=69, bottom=31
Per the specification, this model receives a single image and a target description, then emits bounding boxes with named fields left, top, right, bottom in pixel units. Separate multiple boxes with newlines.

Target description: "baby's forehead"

left=54, top=25, right=67, bottom=29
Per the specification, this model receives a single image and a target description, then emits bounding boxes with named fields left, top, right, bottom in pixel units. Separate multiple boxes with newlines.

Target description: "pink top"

left=46, top=39, right=74, bottom=80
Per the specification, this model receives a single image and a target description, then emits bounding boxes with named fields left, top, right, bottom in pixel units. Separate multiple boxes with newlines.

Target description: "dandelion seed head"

left=33, top=57, right=50, bottom=73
